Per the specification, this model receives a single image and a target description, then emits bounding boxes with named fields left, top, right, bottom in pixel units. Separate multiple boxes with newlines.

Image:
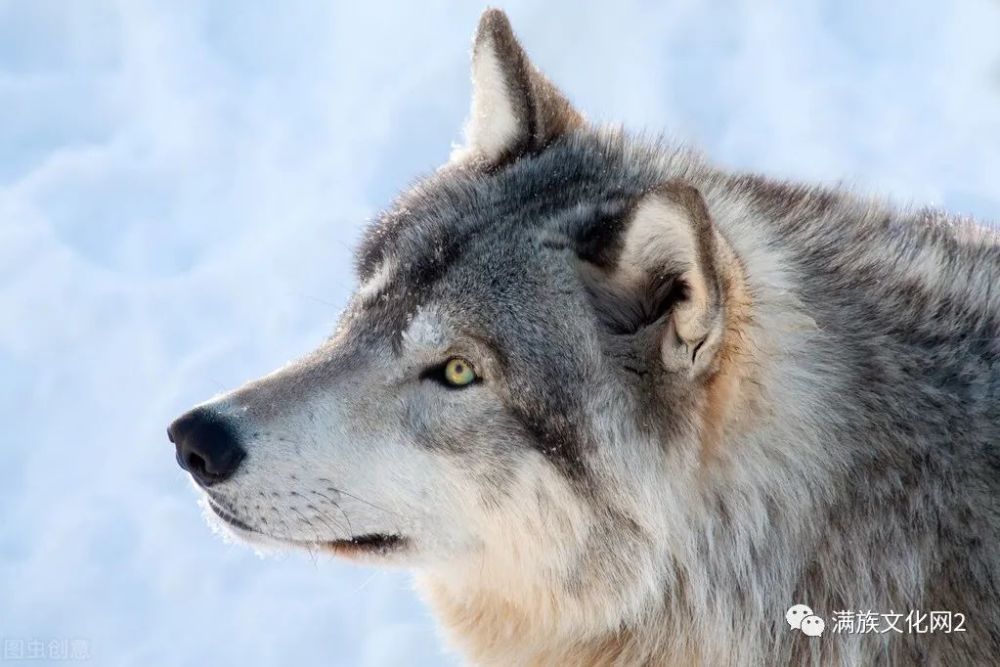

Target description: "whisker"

left=313, top=477, right=401, bottom=518
left=309, top=489, right=355, bottom=536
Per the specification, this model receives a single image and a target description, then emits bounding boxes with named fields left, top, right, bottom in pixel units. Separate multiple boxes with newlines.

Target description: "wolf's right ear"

left=454, top=9, right=584, bottom=164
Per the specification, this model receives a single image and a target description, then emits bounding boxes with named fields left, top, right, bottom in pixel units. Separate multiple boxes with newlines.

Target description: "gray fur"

left=172, top=9, right=1000, bottom=665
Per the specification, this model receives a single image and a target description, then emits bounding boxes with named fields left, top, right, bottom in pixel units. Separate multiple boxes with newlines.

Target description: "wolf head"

left=169, top=8, right=750, bottom=645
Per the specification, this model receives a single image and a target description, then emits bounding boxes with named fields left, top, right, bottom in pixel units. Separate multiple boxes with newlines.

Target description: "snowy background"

left=2, top=1, right=999, bottom=665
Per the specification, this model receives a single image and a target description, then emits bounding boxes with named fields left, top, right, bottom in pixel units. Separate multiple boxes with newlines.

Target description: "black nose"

left=168, top=408, right=246, bottom=487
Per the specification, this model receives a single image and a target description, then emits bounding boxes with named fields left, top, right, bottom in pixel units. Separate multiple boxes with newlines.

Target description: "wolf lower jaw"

left=201, top=494, right=409, bottom=560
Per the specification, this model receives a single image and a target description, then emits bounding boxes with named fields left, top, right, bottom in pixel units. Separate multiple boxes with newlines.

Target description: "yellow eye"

left=443, top=357, right=477, bottom=387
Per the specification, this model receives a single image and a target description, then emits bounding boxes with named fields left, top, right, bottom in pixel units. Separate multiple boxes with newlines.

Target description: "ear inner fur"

left=616, top=183, right=757, bottom=465
left=611, top=182, right=732, bottom=376
left=461, top=8, right=584, bottom=164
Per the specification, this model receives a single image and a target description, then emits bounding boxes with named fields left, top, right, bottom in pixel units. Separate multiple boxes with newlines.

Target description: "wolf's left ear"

left=456, top=9, right=584, bottom=164
left=602, top=183, right=735, bottom=377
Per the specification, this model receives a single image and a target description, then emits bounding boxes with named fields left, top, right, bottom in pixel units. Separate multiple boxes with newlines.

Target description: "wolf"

left=168, top=9, right=1000, bottom=666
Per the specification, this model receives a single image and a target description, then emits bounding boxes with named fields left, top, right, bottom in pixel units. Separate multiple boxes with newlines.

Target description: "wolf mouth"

left=206, top=496, right=255, bottom=532
left=205, top=496, right=405, bottom=555
left=323, top=533, right=406, bottom=556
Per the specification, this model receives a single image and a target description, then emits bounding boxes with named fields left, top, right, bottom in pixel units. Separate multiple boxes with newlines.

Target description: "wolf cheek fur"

left=170, top=8, right=1000, bottom=666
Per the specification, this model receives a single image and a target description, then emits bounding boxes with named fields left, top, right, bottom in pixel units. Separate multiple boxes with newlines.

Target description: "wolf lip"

left=325, top=533, right=405, bottom=555
left=206, top=497, right=255, bottom=532
left=206, top=497, right=403, bottom=553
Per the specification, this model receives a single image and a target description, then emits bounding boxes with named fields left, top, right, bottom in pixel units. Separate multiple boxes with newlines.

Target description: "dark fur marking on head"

left=565, top=199, right=635, bottom=270
left=513, top=410, right=588, bottom=481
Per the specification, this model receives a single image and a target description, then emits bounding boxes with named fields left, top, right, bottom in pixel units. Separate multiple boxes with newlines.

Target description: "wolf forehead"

left=354, top=133, right=674, bottom=296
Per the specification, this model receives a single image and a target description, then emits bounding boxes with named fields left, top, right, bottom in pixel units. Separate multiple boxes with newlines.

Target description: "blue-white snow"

left=1, top=1, right=998, bottom=665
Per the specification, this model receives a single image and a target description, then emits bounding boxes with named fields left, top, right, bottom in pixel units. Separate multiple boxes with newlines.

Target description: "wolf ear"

left=606, top=183, right=730, bottom=377
left=456, top=9, right=584, bottom=164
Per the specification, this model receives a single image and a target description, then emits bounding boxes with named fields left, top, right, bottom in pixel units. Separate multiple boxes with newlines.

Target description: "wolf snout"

left=168, top=408, right=246, bottom=487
